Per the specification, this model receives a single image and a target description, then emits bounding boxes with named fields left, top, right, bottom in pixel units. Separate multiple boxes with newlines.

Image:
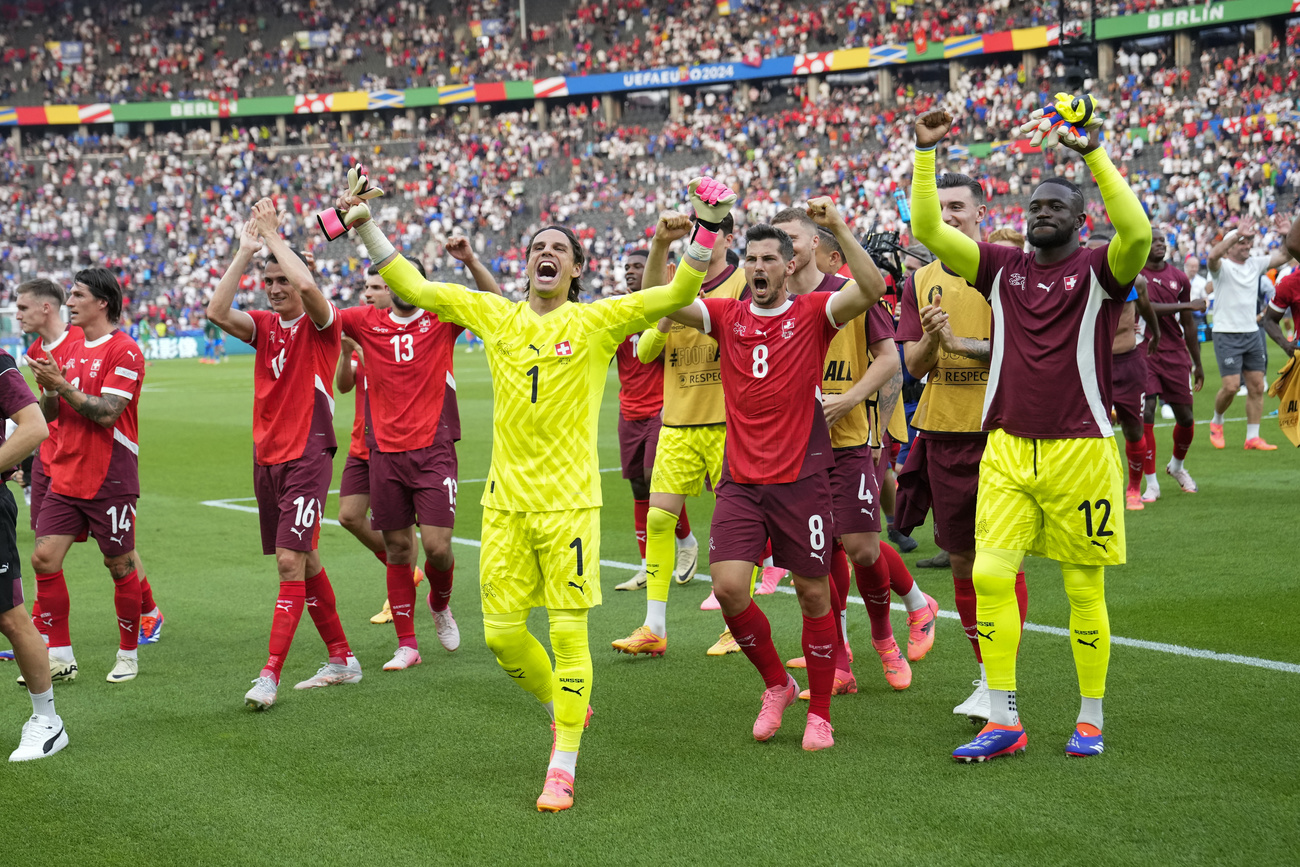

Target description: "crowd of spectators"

left=0, top=29, right=1296, bottom=339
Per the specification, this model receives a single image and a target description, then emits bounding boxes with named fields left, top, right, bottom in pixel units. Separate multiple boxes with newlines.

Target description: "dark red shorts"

left=339, top=454, right=370, bottom=498
left=253, top=448, right=335, bottom=555
left=1145, top=348, right=1194, bottom=406
left=36, top=490, right=137, bottom=557
left=1111, top=348, right=1148, bottom=427
left=618, top=414, right=661, bottom=479
left=368, top=438, right=458, bottom=532
left=710, top=472, right=834, bottom=577
left=895, top=433, right=986, bottom=554
left=29, top=453, right=48, bottom=533
left=829, top=445, right=882, bottom=535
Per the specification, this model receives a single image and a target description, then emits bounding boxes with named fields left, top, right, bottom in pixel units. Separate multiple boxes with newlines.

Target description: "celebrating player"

left=208, top=199, right=358, bottom=710
left=1137, top=234, right=1204, bottom=501
left=25, top=269, right=148, bottom=684
left=342, top=165, right=737, bottom=810
left=912, top=106, right=1152, bottom=761
left=665, top=212, right=886, bottom=751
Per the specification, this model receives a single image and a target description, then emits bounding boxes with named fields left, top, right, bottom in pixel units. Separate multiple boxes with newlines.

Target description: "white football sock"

left=644, top=600, right=667, bottom=636
left=989, top=689, right=1019, bottom=726
left=1078, top=696, right=1104, bottom=729
left=1168, top=456, right=1184, bottom=473
left=763, top=554, right=774, bottom=568
left=48, top=645, right=74, bottom=663
left=1212, top=411, right=1225, bottom=424
left=839, top=609, right=848, bottom=647
left=548, top=749, right=578, bottom=776
left=118, top=648, right=138, bottom=660
left=678, top=531, right=697, bottom=548
left=640, top=558, right=646, bottom=570
left=543, top=700, right=555, bottom=721
left=901, top=583, right=928, bottom=613
left=978, top=662, right=986, bottom=681
left=1246, top=423, right=1260, bottom=440
left=29, top=687, right=55, bottom=718
left=1144, top=472, right=1158, bottom=488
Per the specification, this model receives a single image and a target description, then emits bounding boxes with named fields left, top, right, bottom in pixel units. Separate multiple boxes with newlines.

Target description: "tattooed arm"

left=55, top=387, right=129, bottom=428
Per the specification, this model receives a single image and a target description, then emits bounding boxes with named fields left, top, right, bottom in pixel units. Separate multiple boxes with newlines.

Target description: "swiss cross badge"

left=555, top=341, right=573, bottom=356
left=1064, top=275, right=1078, bottom=291
left=781, top=318, right=796, bottom=339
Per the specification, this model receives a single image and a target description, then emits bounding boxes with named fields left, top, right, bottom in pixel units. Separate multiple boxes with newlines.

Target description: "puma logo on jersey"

left=1090, top=539, right=1109, bottom=552
left=567, top=580, right=587, bottom=594
left=859, top=508, right=876, bottom=518
left=110, top=535, right=124, bottom=545
left=528, top=344, right=541, bottom=355
left=290, top=527, right=307, bottom=540
left=809, top=551, right=826, bottom=564
left=1037, top=281, right=1056, bottom=292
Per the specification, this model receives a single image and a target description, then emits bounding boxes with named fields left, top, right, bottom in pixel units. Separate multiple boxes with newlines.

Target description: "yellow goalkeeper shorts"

left=975, top=429, right=1126, bottom=566
left=479, top=507, right=602, bottom=614
left=650, top=424, right=725, bottom=497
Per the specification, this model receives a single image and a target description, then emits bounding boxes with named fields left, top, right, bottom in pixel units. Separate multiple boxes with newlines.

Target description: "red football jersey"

left=340, top=305, right=462, bottom=453
left=48, top=330, right=145, bottom=499
left=1141, top=263, right=1193, bottom=364
left=245, top=307, right=341, bottom=466
left=974, top=243, right=1129, bottom=439
left=1269, top=270, right=1300, bottom=324
left=615, top=332, right=664, bottom=421
left=26, top=324, right=84, bottom=465
left=702, top=291, right=840, bottom=485
left=347, top=352, right=368, bottom=461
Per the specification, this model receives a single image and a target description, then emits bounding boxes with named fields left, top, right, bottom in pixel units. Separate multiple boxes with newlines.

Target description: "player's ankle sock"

left=304, top=569, right=351, bottom=661
left=29, top=686, right=55, bottom=718
left=1172, top=420, right=1194, bottom=461
left=1167, top=456, right=1184, bottom=473
left=117, top=648, right=138, bottom=661
left=548, top=609, right=591, bottom=754
left=1142, top=422, right=1156, bottom=475
left=263, top=580, right=305, bottom=680
left=424, top=559, right=454, bottom=612
left=1124, top=438, right=1145, bottom=489
left=1212, top=411, right=1225, bottom=425
left=645, top=506, right=677, bottom=602
left=112, top=569, right=142, bottom=651
left=373, top=549, right=388, bottom=565
left=879, top=542, right=917, bottom=600
left=48, top=645, right=74, bottom=663
left=633, top=498, right=649, bottom=559
left=548, top=749, right=578, bottom=776
left=543, top=700, right=555, bottom=721
left=386, top=562, right=418, bottom=644
left=989, top=689, right=1020, bottom=726
left=723, top=600, right=786, bottom=689
left=1246, top=423, right=1260, bottom=440
left=1144, top=472, right=1158, bottom=489
left=484, top=610, right=553, bottom=705
left=34, top=571, right=70, bottom=646
left=954, top=577, right=982, bottom=660
left=644, top=600, right=667, bottom=636
left=802, top=611, right=837, bottom=721
left=1015, top=571, right=1028, bottom=630
left=852, top=555, right=893, bottom=641
left=978, top=662, right=986, bottom=680
left=138, top=577, right=156, bottom=614
left=675, top=505, right=692, bottom=540
left=1078, top=696, right=1104, bottom=729
left=762, top=539, right=773, bottom=569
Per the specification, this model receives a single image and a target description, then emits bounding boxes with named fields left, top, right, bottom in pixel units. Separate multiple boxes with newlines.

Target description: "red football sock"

left=852, top=554, right=893, bottom=641
left=304, top=569, right=352, bottom=662
left=1172, top=421, right=1194, bottom=460
left=34, top=571, right=70, bottom=646
left=802, top=611, right=838, bottom=721
left=880, top=541, right=914, bottom=597
left=675, top=506, right=691, bottom=539
left=113, top=569, right=142, bottom=651
left=424, top=559, right=454, bottom=612
left=1124, top=438, right=1145, bottom=490
left=1015, top=570, right=1028, bottom=630
left=1143, top=423, right=1156, bottom=475
left=138, top=576, right=156, bottom=614
left=263, top=580, right=305, bottom=681
left=762, top=539, right=773, bottom=563
left=723, top=600, right=787, bottom=689
left=829, top=542, right=851, bottom=669
left=633, top=498, right=650, bottom=558
left=386, top=563, right=418, bottom=649
left=374, top=549, right=388, bottom=565
left=954, top=576, right=981, bottom=661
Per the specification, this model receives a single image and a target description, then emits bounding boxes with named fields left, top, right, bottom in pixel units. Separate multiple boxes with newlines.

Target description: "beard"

left=1028, top=223, right=1075, bottom=250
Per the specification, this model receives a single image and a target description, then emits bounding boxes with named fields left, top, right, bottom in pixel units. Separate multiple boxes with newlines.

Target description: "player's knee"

left=274, top=549, right=306, bottom=581
left=547, top=608, right=589, bottom=661
left=1061, top=564, right=1105, bottom=609
left=384, top=533, right=415, bottom=563
left=30, top=546, right=60, bottom=575
left=971, top=548, right=1021, bottom=597
left=0, top=606, right=25, bottom=639
left=337, top=506, right=366, bottom=534
left=420, top=536, right=453, bottom=570
left=645, top=506, right=677, bottom=537
left=629, top=476, right=650, bottom=500
left=104, top=554, right=135, bottom=580
left=842, top=537, right=877, bottom=565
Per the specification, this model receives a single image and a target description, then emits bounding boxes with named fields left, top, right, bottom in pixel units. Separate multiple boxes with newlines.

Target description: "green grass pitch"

left=4, top=343, right=1298, bottom=866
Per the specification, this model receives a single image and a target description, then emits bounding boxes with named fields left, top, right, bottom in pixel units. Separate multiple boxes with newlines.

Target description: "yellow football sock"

left=484, top=609, right=553, bottom=705
left=548, top=608, right=591, bottom=753
left=972, top=547, right=1025, bottom=692
left=644, top=507, right=677, bottom=604
left=1062, top=563, right=1109, bottom=699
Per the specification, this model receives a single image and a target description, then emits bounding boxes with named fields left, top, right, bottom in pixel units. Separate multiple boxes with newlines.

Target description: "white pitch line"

left=200, top=497, right=1300, bottom=676
left=204, top=467, right=623, bottom=503
left=1151, top=414, right=1246, bottom=430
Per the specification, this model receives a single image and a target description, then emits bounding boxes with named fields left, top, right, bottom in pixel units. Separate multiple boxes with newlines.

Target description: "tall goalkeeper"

left=909, top=103, right=1151, bottom=763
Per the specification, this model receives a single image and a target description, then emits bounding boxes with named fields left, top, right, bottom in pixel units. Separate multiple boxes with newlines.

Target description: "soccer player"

left=911, top=108, right=1152, bottom=761
left=1205, top=215, right=1293, bottom=450
left=769, top=207, right=935, bottom=695
left=0, top=346, right=65, bottom=760
left=896, top=173, right=1031, bottom=721
left=610, top=248, right=697, bottom=594
left=344, top=167, right=737, bottom=810
left=612, top=212, right=746, bottom=659
left=1138, top=234, right=1205, bottom=501
left=1263, top=269, right=1299, bottom=356
left=207, top=200, right=357, bottom=710
left=25, top=269, right=148, bottom=684
left=665, top=207, right=886, bottom=751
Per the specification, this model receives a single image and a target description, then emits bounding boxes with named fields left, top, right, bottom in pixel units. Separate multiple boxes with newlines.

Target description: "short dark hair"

left=1036, top=177, right=1085, bottom=211
left=265, top=249, right=307, bottom=267
left=744, top=224, right=794, bottom=262
left=73, top=267, right=122, bottom=323
left=527, top=225, right=585, bottom=303
left=692, top=211, right=734, bottom=236
left=816, top=227, right=842, bottom=257
left=17, top=278, right=64, bottom=307
left=771, top=207, right=818, bottom=231
left=937, top=172, right=985, bottom=203
left=624, top=248, right=649, bottom=260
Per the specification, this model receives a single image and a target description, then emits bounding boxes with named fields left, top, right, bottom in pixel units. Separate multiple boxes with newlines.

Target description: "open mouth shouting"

left=534, top=256, right=561, bottom=289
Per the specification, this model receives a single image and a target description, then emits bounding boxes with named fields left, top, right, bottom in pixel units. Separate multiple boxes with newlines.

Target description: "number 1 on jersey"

left=526, top=365, right=539, bottom=403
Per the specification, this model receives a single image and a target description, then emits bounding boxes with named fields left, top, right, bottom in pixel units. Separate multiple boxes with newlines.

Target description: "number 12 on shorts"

left=1077, top=498, right=1113, bottom=546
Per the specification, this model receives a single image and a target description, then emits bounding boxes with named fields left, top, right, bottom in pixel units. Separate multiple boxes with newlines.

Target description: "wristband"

left=686, top=223, right=719, bottom=261
left=355, top=219, right=396, bottom=263
left=42, top=389, right=56, bottom=398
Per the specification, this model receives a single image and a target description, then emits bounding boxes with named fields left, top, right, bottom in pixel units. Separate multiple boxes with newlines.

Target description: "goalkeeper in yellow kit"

left=332, top=168, right=738, bottom=811
left=910, top=102, right=1151, bottom=762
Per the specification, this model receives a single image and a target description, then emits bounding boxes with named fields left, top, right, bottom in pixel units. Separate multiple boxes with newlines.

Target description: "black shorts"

left=0, top=486, right=23, bottom=612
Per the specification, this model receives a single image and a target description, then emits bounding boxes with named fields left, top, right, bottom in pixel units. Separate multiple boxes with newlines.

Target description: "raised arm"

left=806, top=197, right=886, bottom=322
left=644, top=178, right=737, bottom=324
left=1268, top=213, right=1295, bottom=271
left=206, top=220, right=259, bottom=344
left=643, top=211, right=692, bottom=291
left=910, top=111, right=981, bottom=284
left=1076, top=148, right=1151, bottom=285
left=1207, top=225, right=1242, bottom=275
left=251, top=198, right=332, bottom=329
left=446, top=235, right=504, bottom=295
left=1287, top=211, right=1300, bottom=262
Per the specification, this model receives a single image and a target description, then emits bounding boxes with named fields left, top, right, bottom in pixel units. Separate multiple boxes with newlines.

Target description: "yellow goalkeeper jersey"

left=379, top=255, right=706, bottom=512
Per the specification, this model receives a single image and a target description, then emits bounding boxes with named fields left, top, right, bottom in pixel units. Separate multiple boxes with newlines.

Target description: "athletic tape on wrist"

left=356, top=219, right=395, bottom=263
left=686, top=223, right=719, bottom=261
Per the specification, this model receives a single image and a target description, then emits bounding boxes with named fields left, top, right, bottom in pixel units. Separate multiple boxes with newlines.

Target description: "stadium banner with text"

left=1093, top=0, right=1297, bottom=40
